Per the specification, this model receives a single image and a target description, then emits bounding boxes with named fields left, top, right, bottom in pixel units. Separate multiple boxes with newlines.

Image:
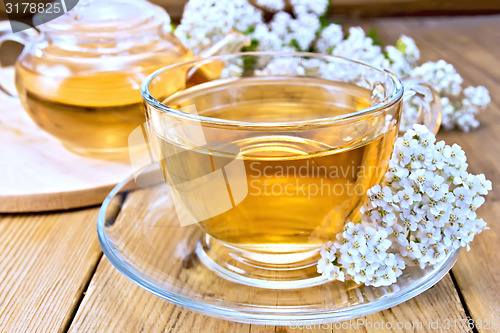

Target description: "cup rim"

left=141, top=51, right=403, bottom=129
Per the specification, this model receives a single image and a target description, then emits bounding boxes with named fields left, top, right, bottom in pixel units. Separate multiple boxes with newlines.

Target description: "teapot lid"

left=35, top=0, right=170, bottom=37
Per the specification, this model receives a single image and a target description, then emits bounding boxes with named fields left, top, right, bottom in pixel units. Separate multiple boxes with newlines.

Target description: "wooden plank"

left=1, top=0, right=500, bottom=21
left=327, top=0, right=500, bottom=18
left=419, top=19, right=500, bottom=333
left=0, top=15, right=495, bottom=333
left=69, top=254, right=468, bottom=333
left=0, top=208, right=102, bottom=332
left=337, top=275, right=469, bottom=333
left=149, top=0, right=500, bottom=20
left=68, top=16, right=499, bottom=333
left=67, top=178, right=467, bottom=333
left=68, top=257, right=253, bottom=333
left=363, top=16, right=500, bottom=333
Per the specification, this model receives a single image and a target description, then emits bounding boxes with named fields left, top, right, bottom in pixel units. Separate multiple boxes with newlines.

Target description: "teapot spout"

left=197, top=32, right=250, bottom=58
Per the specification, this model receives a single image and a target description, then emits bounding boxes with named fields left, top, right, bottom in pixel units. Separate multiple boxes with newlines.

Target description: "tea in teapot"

left=1, top=0, right=247, bottom=157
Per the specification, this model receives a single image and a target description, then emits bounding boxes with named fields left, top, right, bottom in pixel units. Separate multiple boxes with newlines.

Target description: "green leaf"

left=396, top=38, right=407, bottom=54
left=240, top=26, right=256, bottom=36
left=366, top=27, right=384, bottom=47
left=319, top=1, right=331, bottom=29
left=242, top=56, right=257, bottom=73
left=241, top=39, right=259, bottom=52
left=241, top=40, right=259, bottom=72
left=319, top=16, right=329, bottom=29
left=406, top=230, right=412, bottom=242
left=290, top=38, right=301, bottom=51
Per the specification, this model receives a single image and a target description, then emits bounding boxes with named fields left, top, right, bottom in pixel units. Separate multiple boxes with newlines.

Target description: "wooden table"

left=1, top=16, right=499, bottom=333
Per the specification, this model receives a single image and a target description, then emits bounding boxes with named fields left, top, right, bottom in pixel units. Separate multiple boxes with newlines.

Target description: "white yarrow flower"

left=333, top=27, right=388, bottom=68
left=398, top=35, right=420, bottom=62
left=177, top=0, right=490, bottom=132
left=254, top=0, right=284, bottom=12
left=290, top=0, right=329, bottom=16
left=319, top=222, right=405, bottom=286
left=318, top=124, right=491, bottom=286
left=412, top=60, right=463, bottom=96
left=464, top=85, right=491, bottom=107
left=175, top=0, right=262, bottom=54
left=315, top=23, right=344, bottom=54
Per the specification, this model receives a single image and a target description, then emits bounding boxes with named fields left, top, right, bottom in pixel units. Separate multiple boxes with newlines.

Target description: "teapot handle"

left=197, top=31, right=250, bottom=58
left=0, top=21, right=39, bottom=98
left=186, top=32, right=250, bottom=81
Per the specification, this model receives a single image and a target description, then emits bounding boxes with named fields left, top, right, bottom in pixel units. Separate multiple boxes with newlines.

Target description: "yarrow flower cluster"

left=318, top=223, right=405, bottom=287
left=174, top=0, right=262, bottom=54
left=175, top=0, right=490, bottom=132
left=411, top=61, right=490, bottom=131
left=318, top=124, right=491, bottom=286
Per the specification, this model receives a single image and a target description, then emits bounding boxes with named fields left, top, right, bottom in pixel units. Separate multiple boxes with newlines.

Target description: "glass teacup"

left=139, top=52, right=441, bottom=288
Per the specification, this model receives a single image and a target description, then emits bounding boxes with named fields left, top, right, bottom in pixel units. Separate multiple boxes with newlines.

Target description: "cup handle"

left=402, top=78, right=442, bottom=135
left=0, top=21, right=38, bottom=98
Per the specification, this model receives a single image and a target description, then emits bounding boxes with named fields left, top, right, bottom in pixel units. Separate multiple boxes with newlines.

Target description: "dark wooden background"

left=152, top=0, right=500, bottom=19
left=2, top=0, right=500, bottom=21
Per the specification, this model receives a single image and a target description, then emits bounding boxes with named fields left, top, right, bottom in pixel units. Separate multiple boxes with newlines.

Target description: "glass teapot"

left=0, top=0, right=248, bottom=158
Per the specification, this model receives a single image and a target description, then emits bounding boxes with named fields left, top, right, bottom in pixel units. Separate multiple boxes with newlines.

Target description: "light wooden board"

left=0, top=71, right=133, bottom=212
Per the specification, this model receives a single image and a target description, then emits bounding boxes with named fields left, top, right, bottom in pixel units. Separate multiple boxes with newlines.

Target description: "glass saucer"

left=97, top=164, right=460, bottom=325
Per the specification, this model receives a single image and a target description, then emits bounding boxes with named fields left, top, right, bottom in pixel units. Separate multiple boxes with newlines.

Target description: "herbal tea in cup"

left=141, top=53, right=441, bottom=287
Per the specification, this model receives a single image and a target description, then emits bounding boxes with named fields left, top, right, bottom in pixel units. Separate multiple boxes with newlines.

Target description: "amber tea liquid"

left=157, top=77, right=398, bottom=254
left=14, top=46, right=190, bottom=157
left=14, top=65, right=148, bottom=156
